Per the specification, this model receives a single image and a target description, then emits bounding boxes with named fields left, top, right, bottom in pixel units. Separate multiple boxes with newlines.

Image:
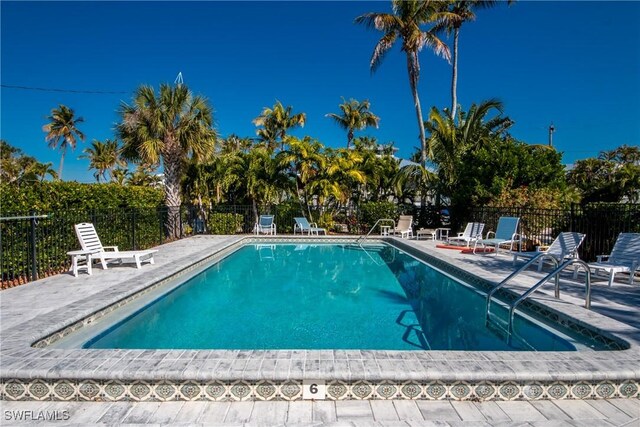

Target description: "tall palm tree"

left=434, top=1, right=498, bottom=120
left=326, top=98, right=380, bottom=149
left=253, top=101, right=306, bottom=151
left=117, top=84, right=217, bottom=238
left=80, top=139, right=124, bottom=182
left=42, top=105, right=85, bottom=179
left=356, top=0, right=450, bottom=165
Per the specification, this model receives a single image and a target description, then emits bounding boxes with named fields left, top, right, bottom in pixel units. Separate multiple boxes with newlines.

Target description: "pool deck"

left=1, top=235, right=639, bottom=407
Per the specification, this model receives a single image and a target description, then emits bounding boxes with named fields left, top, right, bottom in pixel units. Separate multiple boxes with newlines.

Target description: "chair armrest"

left=486, top=231, right=495, bottom=239
left=457, top=232, right=464, bottom=237
left=596, top=255, right=609, bottom=262
left=310, top=222, right=319, bottom=228
left=103, top=246, right=119, bottom=252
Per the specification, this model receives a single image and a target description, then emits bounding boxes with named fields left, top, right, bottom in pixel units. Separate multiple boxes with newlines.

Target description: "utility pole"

left=548, top=123, right=555, bottom=147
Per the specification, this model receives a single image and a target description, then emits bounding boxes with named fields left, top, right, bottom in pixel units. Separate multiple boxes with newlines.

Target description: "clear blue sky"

left=2, top=1, right=639, bottom=183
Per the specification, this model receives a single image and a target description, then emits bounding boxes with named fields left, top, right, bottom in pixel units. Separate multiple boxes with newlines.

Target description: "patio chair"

left=513, top=232, right=585, bottom=270
left=447, top=222, right=485, bottom=247
left=74, top=223, right=157, bottom=270
left=394, top=215, right=414, bottom=239
left=254, top=215, right=276, bottom=235
left=293, top=217, right=326, bottom=235
left=584, top=233, right=640, bottom=286
left=473, top=216, right=520, bottom=256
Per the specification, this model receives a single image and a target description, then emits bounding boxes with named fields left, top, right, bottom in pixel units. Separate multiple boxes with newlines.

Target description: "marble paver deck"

left=0, top=398, right=638, bottom=425
left=1, top=235, right=639, bottom=404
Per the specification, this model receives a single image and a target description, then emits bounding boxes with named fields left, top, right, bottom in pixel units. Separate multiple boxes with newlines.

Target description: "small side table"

left=380, top=225, right=391, bottom=236
left=435, top=228, right=451, bottom=241
left=416, top=228, right=436, bottom=240
left=67, top=249, right=98, bottom=277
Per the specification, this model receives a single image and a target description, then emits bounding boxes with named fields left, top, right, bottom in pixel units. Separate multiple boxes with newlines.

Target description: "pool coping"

left=1, top=235, right=639, bottom=401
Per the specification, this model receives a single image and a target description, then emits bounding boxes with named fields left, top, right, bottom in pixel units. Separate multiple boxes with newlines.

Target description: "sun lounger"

left=294, top=217, right=326, bottom=235
left=448, top=222, right=485, bottom=247
left=513, top=232, right=585, bottom=270
left=585, top=233, right=640, bottom=286
left=74, top=223, right=157, bottom=269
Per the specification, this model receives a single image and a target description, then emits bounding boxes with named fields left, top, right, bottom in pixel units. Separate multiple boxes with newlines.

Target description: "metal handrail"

left=486, top=252, right=559, bottom=318
left=507, top=259, right=592, bottom=333
left=355, top=218, right=396, bottom=244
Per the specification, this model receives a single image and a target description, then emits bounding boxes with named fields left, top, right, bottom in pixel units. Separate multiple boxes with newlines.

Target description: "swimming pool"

left=74, top=242, right=605, bottom=351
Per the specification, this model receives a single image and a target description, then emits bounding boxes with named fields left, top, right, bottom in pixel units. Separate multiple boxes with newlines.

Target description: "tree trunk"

left=163, top=147, right=183, bottom=240
left=58, top=147, right=66, bottom=179
left=406, top=52, right=428, bottom=167
left=451, top=28, right=459, bottom=121
left=347, top=129, right=354, bottom=149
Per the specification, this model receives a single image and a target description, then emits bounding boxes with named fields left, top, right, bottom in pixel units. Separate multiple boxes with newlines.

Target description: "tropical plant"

left=567, top=145, right=640, bottom=203
left=326, top=98, right=380, bottom=148
left=356, top=0, right=450, bottom=165
left=126, top=165, right=163, bottom=187
left=253, top=101, right=306, bottom=151
left=42, top=104, right=85, bottom=179
left=24, top=162, right=58, bottom=183
left=434, top=1, right=499, bottom=120
left=116, top=84, right=217, bottom=238
left=80, top=139, right=125, bottom=182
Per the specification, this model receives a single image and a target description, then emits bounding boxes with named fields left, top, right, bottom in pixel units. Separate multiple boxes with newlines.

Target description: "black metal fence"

left=464, top=204, right=640, bottom=262
left=1, top=203, right=638, bottom=288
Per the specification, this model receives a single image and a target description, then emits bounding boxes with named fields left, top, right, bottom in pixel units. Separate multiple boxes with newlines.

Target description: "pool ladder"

left=355, top=218, right=396, bottom=245
left=485, top=254, right=592, bottom=334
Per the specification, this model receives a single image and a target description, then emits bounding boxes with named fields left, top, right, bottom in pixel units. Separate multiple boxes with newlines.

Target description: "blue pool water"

left=84, top=243, right=601, bottom=351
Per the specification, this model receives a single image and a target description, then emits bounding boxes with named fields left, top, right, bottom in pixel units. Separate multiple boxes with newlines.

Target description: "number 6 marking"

left=303, top=380, right=325, bottom=399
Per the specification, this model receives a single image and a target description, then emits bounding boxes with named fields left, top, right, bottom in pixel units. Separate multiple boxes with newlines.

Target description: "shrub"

left=358, top=201, right=399, bottom=232
left=207, top=213, right=243, bottom=234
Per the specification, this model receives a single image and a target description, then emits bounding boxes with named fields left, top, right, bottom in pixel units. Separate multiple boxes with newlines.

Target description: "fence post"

left=131, top=209, right=137, bottom=250
left=159, top=208, right=164, bottom=245
left=29, top=210, right=38, bottom=282
left=570, top=203, right=576, bottom=232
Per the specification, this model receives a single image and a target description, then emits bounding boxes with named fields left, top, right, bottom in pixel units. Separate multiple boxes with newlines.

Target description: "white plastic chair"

left=473, top=217, right=520, bottom=255
left=393, top=215, right=414, bottom=239
left=74, top=223, right=157, bottom=269
left=254, top=215, right=276, bottom=235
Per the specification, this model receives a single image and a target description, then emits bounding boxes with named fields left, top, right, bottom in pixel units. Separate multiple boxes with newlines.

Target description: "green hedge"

left=358, top=201, right=400, bottom=232
left=0, top=181, right=163, bottom=213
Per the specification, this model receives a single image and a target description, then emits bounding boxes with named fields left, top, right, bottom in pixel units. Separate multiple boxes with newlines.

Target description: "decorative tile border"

left=2, top=378, right=638, bottom=402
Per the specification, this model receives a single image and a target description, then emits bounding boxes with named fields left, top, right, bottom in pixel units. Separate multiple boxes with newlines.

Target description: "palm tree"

left=80, top=139, right=124, bottom=182
left=253, top=101, right=306, bottom=151
left=111, top=167, right=129, bottom=185
left=27, top=162, right=58, bottom=182
left=434, top=1, right=498, bottom=120
left=355, top=0, right=450, bottom=165
left=42, top=105, right=85, bottom=179
left=117, top=84, right=216, bottom=238
left=326, top=98, right=380, bottom=148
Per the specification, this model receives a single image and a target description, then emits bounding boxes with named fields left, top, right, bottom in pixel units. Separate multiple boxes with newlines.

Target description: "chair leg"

left=71, top=255, right=78, bottom=277
left=608, top=270, right=615, bottom=287
left=135, top=255, right=142, bottom=269
left=100, top=256, right=108, bottom=270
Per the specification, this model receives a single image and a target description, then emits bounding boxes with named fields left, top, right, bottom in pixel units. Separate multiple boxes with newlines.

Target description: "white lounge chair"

left=74, top=223, right=157, bottom=270
left=586, top=233, right=640, bottom=286
left=513, top=232, right=585, bottom=270
left=293, top=217, right=326, bottom=235
left=473, top=216, right=520, bottom=255
left=254, top=215, right=276, bottom=235
left=448, top=222, right=485, bottom=247
left=394, top=215, right=414, bottom=239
